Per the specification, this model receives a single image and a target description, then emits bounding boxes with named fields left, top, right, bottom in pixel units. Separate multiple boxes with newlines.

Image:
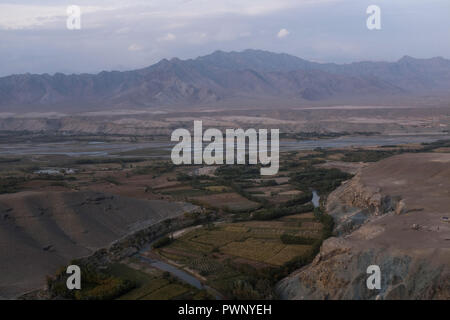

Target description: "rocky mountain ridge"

left=1, top=50, right=450, bottom=112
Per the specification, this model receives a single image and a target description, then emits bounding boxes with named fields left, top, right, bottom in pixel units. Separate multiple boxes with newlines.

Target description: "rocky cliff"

left=277, top=153, right=450, bottom=299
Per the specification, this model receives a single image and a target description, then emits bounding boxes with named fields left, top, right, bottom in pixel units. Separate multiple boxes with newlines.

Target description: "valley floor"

left=0, top=125, right=448, bottom=299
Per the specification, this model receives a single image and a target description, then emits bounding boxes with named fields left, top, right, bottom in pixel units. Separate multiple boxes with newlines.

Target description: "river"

left=312, top=190, right=320, bottom=208
left=138, top=255, right=203, bottom=289
left=138, top=236, right=224, bottom=299
left=137, top=189, right=321, bottom=299
left=0, top=134, right=448, bottom=156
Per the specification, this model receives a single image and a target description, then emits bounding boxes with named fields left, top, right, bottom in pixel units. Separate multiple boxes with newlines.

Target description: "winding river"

left=1, top=134, right=448, bottom=156
left=312, top=190, right=320, bottom=208
left=137, top=235, right=224, bottom=299
left=138, top=190, right=321, bottom=298
left=138, top=255, right=203, bottom=289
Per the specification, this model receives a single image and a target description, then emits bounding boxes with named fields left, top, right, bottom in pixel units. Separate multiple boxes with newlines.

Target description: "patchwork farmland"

left=148, top=211, right=325, bottom=298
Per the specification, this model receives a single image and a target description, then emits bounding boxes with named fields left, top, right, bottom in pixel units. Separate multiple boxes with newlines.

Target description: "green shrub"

left=252, top=203, right=314, bottom=221
left=152, top=236, right=173, bottom=249
left=289, top=168, right=353, bottom=194
left=280, top=234, right=316, bottom=245
left=284, top=191, right=313, bottom=207
left=46, top=264, right=135, bottom=300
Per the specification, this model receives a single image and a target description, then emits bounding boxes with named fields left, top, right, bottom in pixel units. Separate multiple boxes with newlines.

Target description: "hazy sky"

left=1, top=0, right=449, bottom=76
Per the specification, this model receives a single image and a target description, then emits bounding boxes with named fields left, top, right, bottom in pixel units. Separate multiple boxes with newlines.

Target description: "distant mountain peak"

left=398, top=55, right=450, bottom=64
left=1, top=49, right=450, bottom=112
left=399, top=55, right=416, bottom=61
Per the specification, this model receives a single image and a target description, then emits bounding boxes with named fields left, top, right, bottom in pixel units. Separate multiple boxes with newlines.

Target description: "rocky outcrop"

left=277, top=153, right=450, bottom=300
left=277, top=237, right=449, bottom=300
left=325, top=173, right=402, bottom=235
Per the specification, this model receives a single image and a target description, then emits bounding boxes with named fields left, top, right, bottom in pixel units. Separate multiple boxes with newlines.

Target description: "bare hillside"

left=0, top=190, right=196, bottom=299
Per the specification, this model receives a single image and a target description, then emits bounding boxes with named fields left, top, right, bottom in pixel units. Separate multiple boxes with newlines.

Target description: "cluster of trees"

left=46, top=263, right=135, bottom=300
left=280, top=234, right=316, bottom=245
left=314, top=207, right=334, bottom=239
left=341, top=150, right=398, bottom=162
left=222, top=264, right=276, bottom=300
left=280, top=132, right=348, bottom=139
left=131, top=161, right=175, bottom=176
left=0, top=176, right=28, bottom=194
left=216, top=165, right=260, bottom=179
left=74, top=157, right=144, bottom=165
left=152, top=235, right=173, bottom=249
left=422, top=139, right=450, bottom=152
left=176, top=172, right=199, bottom=181
left=289, top=167, right=353, bottom=194
left=0, top=158, right=20, bottom=164
left=284, top=191, right=313, bottom=207
left=323, top=139, right=450, bottom=163
left=227, top=278, right=274, bottom=300
left=251, top=203, right=314, bottom=221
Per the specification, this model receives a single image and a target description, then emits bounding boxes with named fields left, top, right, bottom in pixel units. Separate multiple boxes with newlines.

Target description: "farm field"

left=112, top=262, right=210, bottom=300
left=150, top=212, right=324, bottom=297
left=94, top=261, right=211, bottom=300
left=190, top=192, right=260, bottom=211
left=244, top=184, right=303, bottom=204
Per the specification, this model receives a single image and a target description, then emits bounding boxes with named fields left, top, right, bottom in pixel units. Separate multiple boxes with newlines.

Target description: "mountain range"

left=1, top=49, right=450, bottom=112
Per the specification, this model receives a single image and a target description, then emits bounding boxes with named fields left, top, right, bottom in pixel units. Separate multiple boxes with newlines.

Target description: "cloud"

left=277, top=28, right=289, bottom=38
left=0, top=4, right=63, bottom=29
left=0, top=4, right=115, bottom=30
left=128, top=43, right=142, bottom=51
left=0, top=0, right=337, bottom=30
left=0, top=0, right=449, bottom=76
left=158, top=33, right=176, bottom=42
left=137, top=0, right=327, bottom=19
left=116, top=27, right=131, bottom=34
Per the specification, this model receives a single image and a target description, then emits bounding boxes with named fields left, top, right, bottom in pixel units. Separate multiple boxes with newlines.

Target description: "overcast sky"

left=0, top=0, right=449, bottom=76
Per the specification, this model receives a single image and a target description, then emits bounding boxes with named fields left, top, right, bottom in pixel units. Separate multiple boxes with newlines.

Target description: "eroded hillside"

left=0, top=190, right=196, bottom=299
left=277, top=153, right=450, bottom=299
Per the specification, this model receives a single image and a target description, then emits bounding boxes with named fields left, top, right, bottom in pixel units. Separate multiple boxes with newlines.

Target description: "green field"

left=151, top=212, right=323, bottom=298
left=46, top=261, right=211, bottom=300
left=160, top=214, right=321, bottom=267
left=109, top=263, right=211, bottom=300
